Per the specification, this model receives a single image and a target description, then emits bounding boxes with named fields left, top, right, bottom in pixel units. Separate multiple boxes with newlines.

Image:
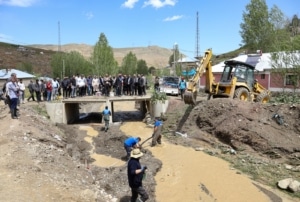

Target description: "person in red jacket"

left=46, top=80, right=52, bottom=101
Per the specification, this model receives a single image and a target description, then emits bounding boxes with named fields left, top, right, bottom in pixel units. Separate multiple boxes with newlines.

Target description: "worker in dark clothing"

left=127, top=149, right=149, bottom=202
left=27, top=80, right=35, bottom=102
left=124, top=137, right=141, bottom=160
left=102, top=106, right=111, bottom=132
left=151, top=117, right=163, bottom=147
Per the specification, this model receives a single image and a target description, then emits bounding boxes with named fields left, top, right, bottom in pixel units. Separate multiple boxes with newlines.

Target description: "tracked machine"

left=183, top=49, right=270, bottom=105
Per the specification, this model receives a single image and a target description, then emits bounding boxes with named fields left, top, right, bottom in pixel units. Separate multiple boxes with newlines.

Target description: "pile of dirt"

left=168, top=98, right=300, bottom=162
left=0, top=101, right=161, bottom=202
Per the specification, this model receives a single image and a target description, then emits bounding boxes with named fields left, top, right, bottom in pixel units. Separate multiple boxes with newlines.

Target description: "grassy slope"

left=0, top=42, right=244, bottom=76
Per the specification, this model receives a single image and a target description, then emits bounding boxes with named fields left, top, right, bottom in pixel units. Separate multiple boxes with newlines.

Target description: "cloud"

left=0, top=0, right=39, bottom=7
left=85, top=12, right=94, bottom=20
left=143, top=0, right=177, bottom=9
left=163, top=15, right=183, bottom=22
left=122, top=0, right=139, bottom=9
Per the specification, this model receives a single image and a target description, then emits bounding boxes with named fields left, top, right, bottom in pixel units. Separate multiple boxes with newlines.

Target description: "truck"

left=160, top=76, right=180, bottom=96
left=183, top=49, right=271, bottom=105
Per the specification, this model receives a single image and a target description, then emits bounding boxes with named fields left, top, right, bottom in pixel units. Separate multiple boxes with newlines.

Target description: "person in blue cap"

left=124, top=136, right=141, bottom=160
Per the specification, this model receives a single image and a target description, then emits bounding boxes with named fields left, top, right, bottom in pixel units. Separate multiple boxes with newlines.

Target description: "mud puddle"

left=120, top=122, right=272, bottom=202
left=79, top=125, right=125, bottom=168
left=78, top=101, right=275, bottom=202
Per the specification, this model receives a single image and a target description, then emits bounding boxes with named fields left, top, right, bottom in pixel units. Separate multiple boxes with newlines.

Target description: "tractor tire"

left=256, top=91, right=270, bottom=103
left=234, top=87, right=250, bottom=101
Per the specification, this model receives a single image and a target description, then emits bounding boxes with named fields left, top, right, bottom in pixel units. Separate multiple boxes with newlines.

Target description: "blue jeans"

left=10, top=98, right=18, bottom=111
left=47, top=90, right=52, bottom=101
left=124, top=144, right=132, bottom=159
left=71, top=86, right=76, bottom=97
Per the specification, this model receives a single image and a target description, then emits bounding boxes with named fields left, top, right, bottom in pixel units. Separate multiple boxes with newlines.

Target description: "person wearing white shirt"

left=92, top=76, right=99, bottom=95
left=18, top=78, right=26, bottom=104
left=51, top=78, right=60, bottom=100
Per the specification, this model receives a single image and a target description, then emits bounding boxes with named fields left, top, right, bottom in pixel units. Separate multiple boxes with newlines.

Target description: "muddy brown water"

left=78, top=101, right=293, bottom=202
left=79, top=122, right=276, bottom=202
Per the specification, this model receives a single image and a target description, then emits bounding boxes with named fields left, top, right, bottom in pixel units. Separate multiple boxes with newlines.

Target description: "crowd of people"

left=58, top=73, right=148, bottom=100
left=1, top=73, right=150, bottom=109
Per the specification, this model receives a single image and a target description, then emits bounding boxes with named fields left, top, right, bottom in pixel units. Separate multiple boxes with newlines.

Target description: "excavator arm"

left=183, top=49, right=213, bottom=105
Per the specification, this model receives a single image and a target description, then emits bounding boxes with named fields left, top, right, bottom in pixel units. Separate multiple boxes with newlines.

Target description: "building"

left=0, top=69, right=35, bottom=86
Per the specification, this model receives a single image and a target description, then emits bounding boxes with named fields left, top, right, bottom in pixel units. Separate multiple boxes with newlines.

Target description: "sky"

left=0, top=0, right=299, bottom=59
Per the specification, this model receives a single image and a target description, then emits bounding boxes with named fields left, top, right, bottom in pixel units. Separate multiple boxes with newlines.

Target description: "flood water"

left=80, top=125, right=125, bottom=168
left=78, top=101, right=282, bottom=202
left=120, top=122, right=272, bottom=202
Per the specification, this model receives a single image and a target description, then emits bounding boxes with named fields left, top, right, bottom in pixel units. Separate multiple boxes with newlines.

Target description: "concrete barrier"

left=45, top=102, right=64, bottom=123
left=45, top=102, right=80, bottom=124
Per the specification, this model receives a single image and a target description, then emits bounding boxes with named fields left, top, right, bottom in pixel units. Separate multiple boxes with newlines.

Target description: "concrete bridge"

left=45, top=95, right=153, bottom=124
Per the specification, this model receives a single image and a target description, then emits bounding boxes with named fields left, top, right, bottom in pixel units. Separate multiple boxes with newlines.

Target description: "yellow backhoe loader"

left=183, top=49, right=270, bottom=105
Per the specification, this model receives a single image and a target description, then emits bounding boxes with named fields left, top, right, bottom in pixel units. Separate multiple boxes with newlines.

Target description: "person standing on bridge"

left=102, top=106, right=111, bottom=132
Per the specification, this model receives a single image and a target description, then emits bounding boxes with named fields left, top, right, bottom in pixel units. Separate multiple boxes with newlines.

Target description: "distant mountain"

left=0, top=42, right=242, bottom=77
left=29, top=43, right=173, bottom=68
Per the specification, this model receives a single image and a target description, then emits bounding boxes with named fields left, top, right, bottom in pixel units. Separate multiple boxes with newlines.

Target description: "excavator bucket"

left=183, top=49, right=213, bottom=105
left=183, top=91, right=197, bottom=105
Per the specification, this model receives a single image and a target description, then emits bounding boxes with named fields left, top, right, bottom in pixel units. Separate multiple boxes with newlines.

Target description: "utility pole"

left=195, top=11, right=200, bottom=58
left=62, top=59, right=65, bottom=78
left=173, top=43, right=178, bottom=76
left=58, top=21, right=61, bottom=52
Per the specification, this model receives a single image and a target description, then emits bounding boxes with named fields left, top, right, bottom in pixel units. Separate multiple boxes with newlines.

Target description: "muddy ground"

left=0, top=94, right=299, bottom=202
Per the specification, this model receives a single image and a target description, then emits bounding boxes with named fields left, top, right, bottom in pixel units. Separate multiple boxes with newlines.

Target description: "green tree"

left=51, top=51, right=93, bottom=78
left=240, top=0, right=273, bottom=52
left=291, top=35, right=300, bottom=50
left=92, top=33, right=118, bottom=76
left=51, top=52, right=64, bottom=78
left=268, top=5, right=291, bottom=51
left=148, top=66, right=156, bottom=75
left=136, top=59, right=148, bottom=75
left=121, top=51, right=137, bottom=75
left=65, top=51, right=94, bottom=76
left=290, top=15, right=300, bottom=36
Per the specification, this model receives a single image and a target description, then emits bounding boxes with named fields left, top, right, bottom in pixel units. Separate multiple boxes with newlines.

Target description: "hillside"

left=30, top=44, right=173, bottom=68
left=0, top=42, right=54, bottom=76
left=0, top=42, right=243, bottom=77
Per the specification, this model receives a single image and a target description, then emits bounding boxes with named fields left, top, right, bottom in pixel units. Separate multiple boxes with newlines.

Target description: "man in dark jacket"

left=34, top=79, right=41, bottom=102
left=27, top=80, right=35, bottom=102
left=62, top=77, right=70, bottom=99
left=127, top=149, right=149, bottom=202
